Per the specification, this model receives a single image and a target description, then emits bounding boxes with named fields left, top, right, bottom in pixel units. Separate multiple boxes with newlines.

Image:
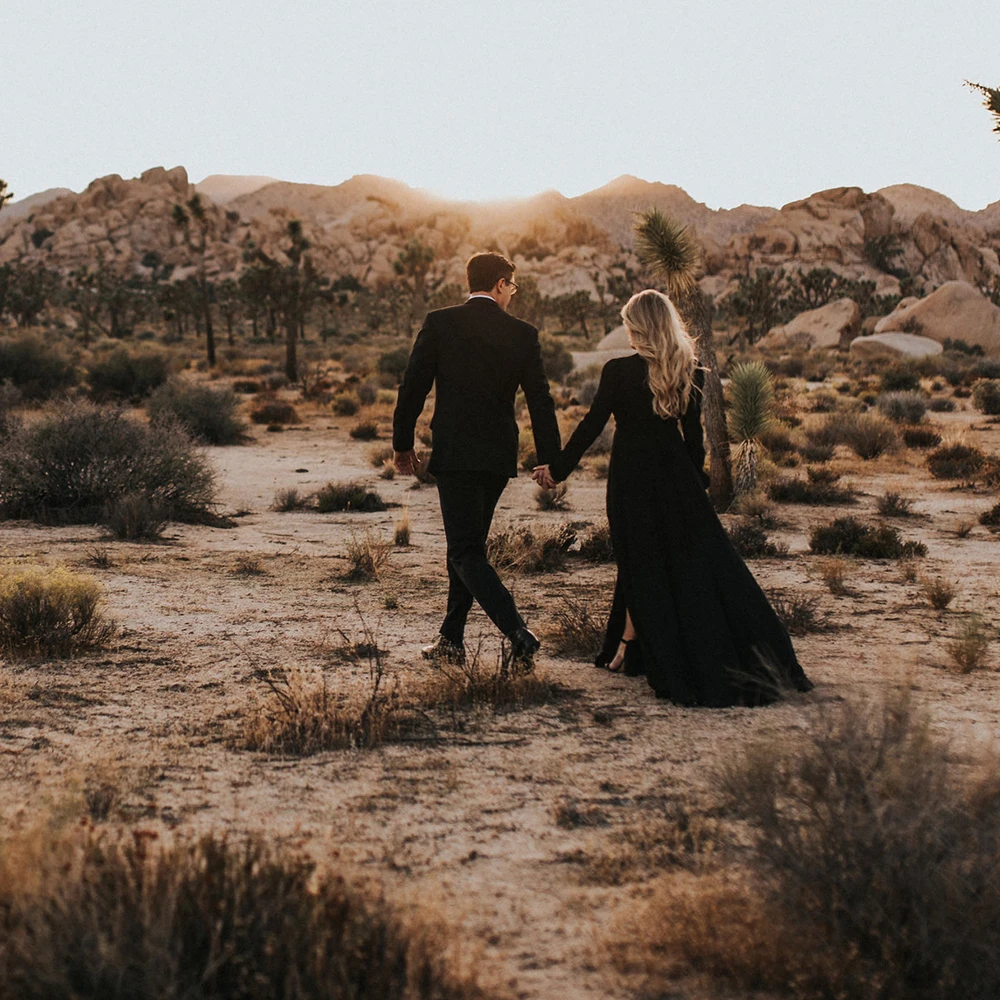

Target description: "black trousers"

left=435, top=471, right=523, bottom=644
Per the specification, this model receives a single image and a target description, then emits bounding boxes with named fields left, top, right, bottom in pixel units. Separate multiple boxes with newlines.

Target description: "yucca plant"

left=633, top=208, right=734, bottom=509
left=728, top=361, right=775, bottom=496
left=967, top=80, right=1000, bottom=136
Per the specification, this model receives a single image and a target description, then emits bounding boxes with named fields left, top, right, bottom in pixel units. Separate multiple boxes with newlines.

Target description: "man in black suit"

left=393, top=251, right=561, bottom=668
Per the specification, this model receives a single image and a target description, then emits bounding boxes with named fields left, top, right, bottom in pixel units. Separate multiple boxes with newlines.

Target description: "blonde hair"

left=621, top=289, right=699, bottom=419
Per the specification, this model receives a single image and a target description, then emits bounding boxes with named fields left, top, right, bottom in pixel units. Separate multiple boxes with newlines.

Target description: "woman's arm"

left=548, top=363, right=616, bottom=482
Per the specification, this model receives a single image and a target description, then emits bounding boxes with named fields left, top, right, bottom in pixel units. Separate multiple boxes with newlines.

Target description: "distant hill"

left=195, top=175, right=280, bottom=204
left=2, top=187, right=74, bottom=224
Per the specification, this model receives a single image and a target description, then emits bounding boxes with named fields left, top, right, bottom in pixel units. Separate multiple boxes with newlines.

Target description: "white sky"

left=2, top=0, right=999, bottom=210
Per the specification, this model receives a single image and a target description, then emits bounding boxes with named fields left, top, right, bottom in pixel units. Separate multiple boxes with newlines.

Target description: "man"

left=393, top=251, right=561, bottom=670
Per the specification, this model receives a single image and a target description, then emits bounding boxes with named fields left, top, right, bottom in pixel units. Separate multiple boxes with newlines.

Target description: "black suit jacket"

left=392, top=297, right=561, bottom=478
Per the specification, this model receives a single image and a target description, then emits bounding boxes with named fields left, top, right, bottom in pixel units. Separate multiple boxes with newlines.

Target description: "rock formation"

left=848, top=332, right=944, bottom=360
left=762, top=298, right=861, bottom=351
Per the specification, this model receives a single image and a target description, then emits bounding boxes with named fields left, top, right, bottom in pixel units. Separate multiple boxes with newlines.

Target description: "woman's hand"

left=532, top=464, right=556, bottom=489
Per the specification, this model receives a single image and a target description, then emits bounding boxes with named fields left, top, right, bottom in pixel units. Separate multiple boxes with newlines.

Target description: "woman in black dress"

left=533, top=289, right=811, bottom=707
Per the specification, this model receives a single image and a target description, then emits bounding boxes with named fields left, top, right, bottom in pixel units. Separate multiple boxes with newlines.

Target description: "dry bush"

left=343, top=529, right=392, bottom=581
left=87, top=348, right=169, bottom=403
left=349, top=419, right=380, bottom=441
left=816, top=556, right=851, bottom=595
left=249, top=397, right=299, bottom=425
left=979, top=501, right=1000, bottom=531
left=0, top=567, right=116, bottom=658
left=315, top=481, right=387, bottom=512
left=621, top=695, right=1000, bottom=1000
left=972, top=378, right=1000, bottom=415
left=84, top=546, right=115, bottom=570
left=899, top=559, right=920, bottom=583
left=0, top=403, right=217, bottom=525
left=368, top=443, right=394, bottom=467
left=840, top=411, right=901, bottom=459
left=230, top=554, right=266, bottom=577
left=947, top=615, right=992, bottom=673
left=767, top=466, right=855, bottom=505
left=726, top=521, right=787, bottom=559
left=809, top=516, right=927, bottom=559
left=270, top=487, right=308, bottom=512
left=231, top=378, right=263, bottom=394
left=765, top=589, right=828, bottom=635
left=729, top=489, right=778, bottom=527
left=578, top=521, right=614, bottom=561
left=0, top=334, right=77, bottom=400
left=920, top=575, right=957, bottom=611
left=101, top=492, right=169, bottom=541
left=954, top=520, right=975, bottom=538
left=926, top=442, right=986, bottom=480
left=796, top=441, right=834, bottom=463
left=332, top=391, right=360, bottom=416
left=876, top=491, right=914, bottom=517
left=535, top=482, right=569, bottom=511
left=759, top=424, right=796, bottom=457
left=902, top=425, right=942, bottom=449
left=147, top=379, right=246, bottom=445
left=393, top=511, right=411, bottom=547
left=487, top=521, right=576, bottom=573
left=0, top=829, right=487, bottom=1000
left=517, top=427, right=537, bottom=470
left=928, top=395, right=956, bottom=412
left=877, top=390, right=927, bottom=424
left=553, top=797, right=609, bottom=829
left=546, top=598, right=604, bottom=658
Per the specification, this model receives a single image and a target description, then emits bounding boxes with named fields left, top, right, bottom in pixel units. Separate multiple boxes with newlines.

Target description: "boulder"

left=597, top=324, right=630, bottom=350
left=849, top=332, right=943, bottom=360
left=762, top=297, right=860, bottom=350
left=874, top=281, right=1000, bottom=356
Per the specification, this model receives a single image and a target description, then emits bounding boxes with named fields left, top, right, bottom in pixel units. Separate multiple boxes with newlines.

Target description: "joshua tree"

left=727, top=360, right=775, bottom=496
left=0, top=179, right=12, bottom=213
left=967, top=80, right=1000, bottom=136
left=172, top=195, right=216, bottom=367
left=633, top=208, right=734, bottom=509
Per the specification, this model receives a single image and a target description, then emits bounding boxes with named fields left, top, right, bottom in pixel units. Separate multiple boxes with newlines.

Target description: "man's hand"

left=532, top=464, right=556, bottom=490
left=394, top=449, right=418, bottom=476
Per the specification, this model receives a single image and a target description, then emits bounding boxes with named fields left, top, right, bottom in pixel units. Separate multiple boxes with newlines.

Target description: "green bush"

left=876, top=390, right=926, bottom=424
left=0, top=402, right=217, bottom=524
left=809, top=516, right=926, bottom=559
left=147, top=379, right=246, bottom=445
left=971, top=378, right=1000, bottom=415
left=0, top=334, right=77, bottom=400
left=87, top=348, right=169, bottom=402
left=879, top=363, right=921, bottom=393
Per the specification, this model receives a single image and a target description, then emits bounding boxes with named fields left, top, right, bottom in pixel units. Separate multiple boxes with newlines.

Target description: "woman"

left=533, top=289, right=812, bottom=707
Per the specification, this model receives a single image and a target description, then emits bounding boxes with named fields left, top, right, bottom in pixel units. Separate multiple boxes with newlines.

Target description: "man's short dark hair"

left=466, top=252, right=515, bottom=293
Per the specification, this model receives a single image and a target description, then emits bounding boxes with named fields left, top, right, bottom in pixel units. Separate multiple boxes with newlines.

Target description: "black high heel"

left=607, top=637, right=637, bottom=673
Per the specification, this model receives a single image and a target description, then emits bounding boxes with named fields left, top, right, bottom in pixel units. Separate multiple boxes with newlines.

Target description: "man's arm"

left=392, top=317, right=438, bottom=472
left=520, top=330, right=561, bottom=466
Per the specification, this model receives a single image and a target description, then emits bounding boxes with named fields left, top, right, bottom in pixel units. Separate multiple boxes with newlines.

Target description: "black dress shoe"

left=503, top=626, right=540, bottom=674
left=421, top=635, right=466, bottom=664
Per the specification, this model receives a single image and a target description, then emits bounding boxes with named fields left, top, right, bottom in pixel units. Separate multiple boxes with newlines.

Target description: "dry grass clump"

left=902, top=425, right=942, bottom=449
left=796, top=441, right=834, bottom=463
left=765, top=589, right=828, bottom=635
left=926, top=441, right=986, bottom=480
left=979, top=501, right=1000, bottom=531
left=919, top=575, right=957, bottom=611
left=230, top=554, right=267, bottom=577
left=816, top=556, right=851, bottom=595
left=270, top=487, right=308, bottom=511
left=535, top=482, right=569, bottom=511
left=728, top=488, right=778, bottom=526
left=332, top=391, right=360, bottom=416
left=928, top=395, right=956, bottom=412
left=619, top=694, right=1000, bottom=1000
left=876, top=390, right=927, bottom=424
left=946, top=615, right=992, bottom=673
left=368, top=443, right=395, bottom=467
left=0, top=566, right=116, bottom=658
left=809, top=516, right=927, bottom=559
left=343, top=528, right=392, bottom=581
left=393, top=510, right=411, bottom=547
left=546, top=598, right=604, bottom=658
left=972, top=377, right=1000, bottom=415
left=726, top=522, right=787, bottom=559
left=487, top=521, right=576, bottom=573
left=0, top=829, right=486, bottom=1000
left=101, top=492, right=169, bottom=541
left=315, top=480, right=387, bottom=513
left=767, top=466, right=855, bottom=505
left=876, top=490, right=914, bottom=517
left=249, top=396, right=299, bottom=425
left=578, top=520, right=614, bottom=561
left=0, top=402, right=217, bottom=525
left=349, top=419, right=380, bottom=440
left=806, top=411, right=900, bottom=459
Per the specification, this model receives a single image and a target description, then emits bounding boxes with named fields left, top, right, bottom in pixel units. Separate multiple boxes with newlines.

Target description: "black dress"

left=549, top=354, right=812, bottom=707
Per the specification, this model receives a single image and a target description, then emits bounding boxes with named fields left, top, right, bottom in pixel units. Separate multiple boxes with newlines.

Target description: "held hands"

left=532, top=464, right=556, bottom=490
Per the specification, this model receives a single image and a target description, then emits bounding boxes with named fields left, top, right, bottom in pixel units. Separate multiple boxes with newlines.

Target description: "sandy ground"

left=1, top=402, right=999, bottom=999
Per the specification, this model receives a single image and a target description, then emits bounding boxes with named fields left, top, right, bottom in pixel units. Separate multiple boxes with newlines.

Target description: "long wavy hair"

left=621, top=289, right=699, bottom=419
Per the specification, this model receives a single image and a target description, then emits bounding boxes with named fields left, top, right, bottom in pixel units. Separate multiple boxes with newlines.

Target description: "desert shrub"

left=547, top=598, right=604, bottom=658
left=765, top=590, right=827, bottom=635
left=767, top=467, right=855, bottom=505
left=0, top=403, right=216, bottom=524
left=947, top=615, right=992, bottom=672
left=418, top=646, right=557, bottom=710
left=357, top=380, right=378, bottom=406
left=928, top=395, right=956, bottom=412
left=639, top=695, right=1000, bottom=1000
left=0, top=381, right=22, bottom=441
left=539, top=333, right=574, bottom=382
left=349, top=419, right=379, bottom=440
left=315, top=481, right=386, bottom=513
left=809, top=516, right=926, bottom=559
left=971, top=358, right=1000, bottom=380
left=87, top=348, right=168, bottom=402
left=0, top=830, right=484, bottom=1000
left=875, top=491, right=914, bottom=517
left=979, top=502, right=1000, bottom=530
left=879, top=362, right=921, bottom=392
left=758, top=424, right=796, bottom=457
left=249, top=397, right=299, bottom=425
left=101, top=493, right=169, bottom=541
left=231, top=378, right=263, bottom=394
left=578, top=521, right=614, bottom=561
left=147, top=379, right=246, bottom=445
left=231, top=554, right=266, bottom=577
left=839, top=412, right=900, bottom=459
left=972, top=378, right=1000, bottom=415
left=393, top=511, right=411, bottom=547
left=488, top=522, right=576, bottom=573
left=876, top=390, right=926, bottom=424
left=796, top=441, right=833, bottom=463
left=517, top=426, right=537, bottom=470
left=332, top=392, right=360, bottom=416
left=376, top=347, right=410, bottom=383
left=271, top=487, right=307, bottom=512
left=726, top=522, right=787, bottom=559
left=535, top=483, right=569, bottom=511
left=0, top=566, right=116, bottom=658
left=343, top=528, right=392, bottom=581
left=926, top=442, right=986, bottom=480
left=902, top=425, right=941, bottom=448
left=369, top=443, right=394, bottom=467
left=807, top=389, right=839, bottom=413
left=816, top=556, right=851, bottom=595
left=730, top=489, right=778, bottom=527
left=0, top=334, right=76, bottom=400
left=953, top=385, right=972, bottom=398
left=920, top=575, right=957, bottom=611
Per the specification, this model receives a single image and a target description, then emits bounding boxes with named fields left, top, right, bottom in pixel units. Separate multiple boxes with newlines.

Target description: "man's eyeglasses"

left=505, top=279, right=519, bottom=294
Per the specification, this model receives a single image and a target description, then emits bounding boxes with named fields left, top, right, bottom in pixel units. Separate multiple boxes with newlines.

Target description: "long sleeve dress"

left=549, top=354, right=812, bottom=707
